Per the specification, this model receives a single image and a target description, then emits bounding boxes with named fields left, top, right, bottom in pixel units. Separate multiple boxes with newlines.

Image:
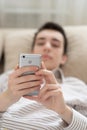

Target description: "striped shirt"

left=0, top=70, right=87, bottom=130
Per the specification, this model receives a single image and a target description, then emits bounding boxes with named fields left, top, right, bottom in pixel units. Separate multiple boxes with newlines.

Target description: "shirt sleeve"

left=0, top=71, right=13, bottom=117
left=0, top=70, right=13, bottom=93
left=62, top=76, right=87, bottom=130
left=64, top=109, right=87, bottom=130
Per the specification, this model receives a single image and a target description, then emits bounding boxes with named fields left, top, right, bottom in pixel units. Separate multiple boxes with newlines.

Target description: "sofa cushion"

left=4, top=29, right=36, bottom=71
left=0, top=31, right=4, bottom=59
left=63, top=26, right=87, bottom=83
left=4, top=27, right=87, bottom=83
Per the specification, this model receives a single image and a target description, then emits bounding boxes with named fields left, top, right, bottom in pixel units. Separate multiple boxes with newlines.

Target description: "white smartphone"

left=19, top=53, right=41, bottom=96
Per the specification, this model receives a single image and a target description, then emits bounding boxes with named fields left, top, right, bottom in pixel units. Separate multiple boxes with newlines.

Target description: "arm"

left=0, top=66, right=42, bottom=112
left=27, top=66, right=73, bottom=124
left=0, top=71, right=12, bottom=112
left=0, top=91, right=14, bottom=112
left=64, top=109, right=87, bottom=130
left=63, top=77, right=87, bottom=130
left=27, top=63, right=87, bottom=130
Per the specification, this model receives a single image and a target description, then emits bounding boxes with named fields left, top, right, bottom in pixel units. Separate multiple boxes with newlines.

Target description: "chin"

left=45, top=63, right=54, bottom=70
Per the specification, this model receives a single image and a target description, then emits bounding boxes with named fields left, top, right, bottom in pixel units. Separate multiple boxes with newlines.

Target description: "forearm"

left=0, top=91, right=13, bottom=112
left=59, top=106, right=87, bottom=130
left=64, top=109, right=87, bottom=130
left=59, top=105, right=73, bottom=125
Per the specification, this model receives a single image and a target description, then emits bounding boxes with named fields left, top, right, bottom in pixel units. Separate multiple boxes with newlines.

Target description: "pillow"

left=4, top=27, right=87, bottom=84
left=62, top=26, right=87, bottom=83
left=4, top=29, right=36, bottom=71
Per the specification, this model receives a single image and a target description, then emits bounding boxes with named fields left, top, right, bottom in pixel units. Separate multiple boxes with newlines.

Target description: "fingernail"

left=33, top=67, right=38, bottom=71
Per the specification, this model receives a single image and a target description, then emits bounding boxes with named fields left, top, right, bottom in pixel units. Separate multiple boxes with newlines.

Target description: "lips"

left=42, top=54, right=52, bottom=60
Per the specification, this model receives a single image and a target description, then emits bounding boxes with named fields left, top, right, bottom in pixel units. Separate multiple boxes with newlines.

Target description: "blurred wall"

left=0, top=0, right=87, bottom=28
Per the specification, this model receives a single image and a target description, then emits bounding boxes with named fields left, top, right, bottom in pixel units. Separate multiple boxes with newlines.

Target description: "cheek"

left=32, top=47, right=42, bottom=54
left=54, top=50, right=63, bottom=59
left=53, top=51, right=63, bottom=63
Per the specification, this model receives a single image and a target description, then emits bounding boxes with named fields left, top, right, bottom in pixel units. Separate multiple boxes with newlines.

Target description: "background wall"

left=0, top=0, right=87, bottom=28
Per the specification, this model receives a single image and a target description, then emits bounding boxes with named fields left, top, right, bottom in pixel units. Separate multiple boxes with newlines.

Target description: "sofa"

left=0, top=26, right=87, bottom=84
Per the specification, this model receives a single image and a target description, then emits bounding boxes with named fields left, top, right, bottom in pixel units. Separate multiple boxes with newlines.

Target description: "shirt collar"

left=52, top=68, right=65, bottom=83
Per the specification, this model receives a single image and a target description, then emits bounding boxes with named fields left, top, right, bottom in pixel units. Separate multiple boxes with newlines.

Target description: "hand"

left=38, top=77, right=67, bottom=115
left=22, top=62, right=73, bottom=124
left=5, top=65, right=42, bottom=104
left=26, top=62, right=66, bottom=114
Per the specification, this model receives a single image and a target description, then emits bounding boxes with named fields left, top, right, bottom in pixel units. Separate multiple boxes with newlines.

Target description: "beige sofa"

left=0, top=26, right=87, bottom=84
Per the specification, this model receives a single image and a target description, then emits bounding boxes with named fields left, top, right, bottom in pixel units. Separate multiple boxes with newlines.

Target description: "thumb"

left=14, top=64, right=19, bottom=70
left=41, top=61, right=46, bottom=69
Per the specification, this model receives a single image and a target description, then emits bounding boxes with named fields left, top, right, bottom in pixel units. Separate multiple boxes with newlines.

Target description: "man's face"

left=32, top=30, right=67, bottom=70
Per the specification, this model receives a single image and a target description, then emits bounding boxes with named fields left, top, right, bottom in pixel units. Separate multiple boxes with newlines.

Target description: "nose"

left=44, top=42, right=51, bottom=51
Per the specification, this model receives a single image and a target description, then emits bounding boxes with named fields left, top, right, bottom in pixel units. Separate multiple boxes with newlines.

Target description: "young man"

left=0, top=22, right=87, bottom=130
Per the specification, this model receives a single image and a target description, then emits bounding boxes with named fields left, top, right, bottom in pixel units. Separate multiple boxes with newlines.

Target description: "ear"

left=61, top=55, right=67, bottom=65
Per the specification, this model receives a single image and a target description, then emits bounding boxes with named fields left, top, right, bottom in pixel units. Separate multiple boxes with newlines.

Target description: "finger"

left=41, top=89, right=62, bottom=101
left=36, top=69, right=52, bottom=76
left=16, top=80, right=42, bottom=91
left=39, top=84, right=58, bottom=98
left=15, top=75, right=43, bottom=84
left=14, top=64, right=19, bottom=70
left=24, top=95, right=39, bottom=101
left=12, top=66, right=39, bottom=78
left=19, top=85, right=40, bottom=96
left=36, top=69, right=57, bottom=84
left=41, top=61, right=46, bottom=69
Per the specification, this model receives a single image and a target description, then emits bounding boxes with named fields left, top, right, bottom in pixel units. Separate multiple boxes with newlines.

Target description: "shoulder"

left=64, top=76, right=86, bottom=87
left=0, top=70, right=13, bottom=93
left=62, top=76, right=87, bottom=94
left=0, top=70, right=13, bottom=81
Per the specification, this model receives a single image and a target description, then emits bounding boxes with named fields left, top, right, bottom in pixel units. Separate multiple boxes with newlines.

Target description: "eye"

left=52, top=43, right=60, bottom=48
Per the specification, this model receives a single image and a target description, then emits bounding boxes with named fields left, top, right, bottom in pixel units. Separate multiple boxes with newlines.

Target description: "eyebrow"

left=36, top=37, right=61, bottom=42
left=52, top=38, right=61, bottom=42
left=36, top=37, right=46, bottom=41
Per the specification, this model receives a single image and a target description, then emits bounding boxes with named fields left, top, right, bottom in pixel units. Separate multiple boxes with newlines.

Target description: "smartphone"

left=19, top=53, right=41, bottom=96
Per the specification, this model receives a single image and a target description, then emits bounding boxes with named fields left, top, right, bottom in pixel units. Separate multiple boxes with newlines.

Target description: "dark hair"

left=31, top=22, right=68, bottom=55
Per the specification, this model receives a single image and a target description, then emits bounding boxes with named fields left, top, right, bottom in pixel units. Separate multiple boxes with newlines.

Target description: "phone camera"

left=23, top=55, right=25, bottom=58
